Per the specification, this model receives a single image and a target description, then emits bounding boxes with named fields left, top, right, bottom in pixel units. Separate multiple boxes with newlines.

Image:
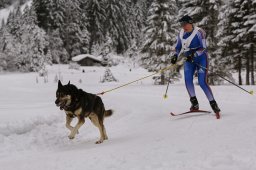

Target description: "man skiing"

left=171, top=15, right=221, bottom=119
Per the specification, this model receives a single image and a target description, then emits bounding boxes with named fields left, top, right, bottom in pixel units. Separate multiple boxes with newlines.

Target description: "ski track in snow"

left=0, top=64, right=256, bottom=170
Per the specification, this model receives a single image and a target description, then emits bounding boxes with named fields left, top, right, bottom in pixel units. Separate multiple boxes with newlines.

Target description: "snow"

left=249, top=24, right=256, bottom=33
left=0, top=64, right=256, bottom=170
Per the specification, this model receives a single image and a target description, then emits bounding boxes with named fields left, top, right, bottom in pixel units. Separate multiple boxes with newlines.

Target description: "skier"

left=170, top=15, right=221, bottom=119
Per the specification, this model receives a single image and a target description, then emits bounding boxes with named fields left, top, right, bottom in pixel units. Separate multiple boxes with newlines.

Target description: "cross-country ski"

left=170, top=110, right=211, bottom=117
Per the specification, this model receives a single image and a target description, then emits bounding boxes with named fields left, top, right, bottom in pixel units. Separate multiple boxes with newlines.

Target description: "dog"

left=55, top=80, right=113, bottom=144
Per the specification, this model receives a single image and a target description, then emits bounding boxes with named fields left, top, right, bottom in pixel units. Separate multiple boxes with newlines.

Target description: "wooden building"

left=72, top=54, right=105, bottom=66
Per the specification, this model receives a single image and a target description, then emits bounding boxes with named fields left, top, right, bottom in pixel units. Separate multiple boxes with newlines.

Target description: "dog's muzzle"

left=55, top=99, right=59, bottom=105
left=55, top=99, right=66, bottom=110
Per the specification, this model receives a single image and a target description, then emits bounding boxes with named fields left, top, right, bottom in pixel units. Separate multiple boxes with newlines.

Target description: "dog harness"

left=65, top=94, right=98, bottom=118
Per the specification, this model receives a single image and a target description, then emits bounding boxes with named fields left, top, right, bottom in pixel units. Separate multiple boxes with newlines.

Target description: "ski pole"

left=195, top=63, right=254, bottom=95
left=163, top=78, right=170, bottom=99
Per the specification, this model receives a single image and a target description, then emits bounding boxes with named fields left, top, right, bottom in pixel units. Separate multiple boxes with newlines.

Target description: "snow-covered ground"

left=0, top=64, right=256, bottom=170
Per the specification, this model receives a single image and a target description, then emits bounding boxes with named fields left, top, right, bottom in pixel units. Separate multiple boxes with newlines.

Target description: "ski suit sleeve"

left=195, top=29, right=207, bottom=57
left=175, top=35, right=182, bottom=57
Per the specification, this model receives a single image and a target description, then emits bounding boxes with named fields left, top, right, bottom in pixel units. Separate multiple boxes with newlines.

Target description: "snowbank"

left=0, top=64, right=256, bottom=170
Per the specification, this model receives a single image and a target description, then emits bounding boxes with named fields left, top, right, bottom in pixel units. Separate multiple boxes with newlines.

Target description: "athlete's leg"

left=184, top=61, right=199, bottom=110
left=184, top=61, right=197, bottom=97
left=197, top=54, right=215, bottom=101
left=196, top=54, right=221, bottom=118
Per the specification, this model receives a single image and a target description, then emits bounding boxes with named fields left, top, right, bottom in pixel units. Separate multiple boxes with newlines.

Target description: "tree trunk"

left=251, top=44, right=255, bottom=85
left=89, top=37, right=93, bottom=54
left=89, top=28, right=95, bottom=54
left=246, top=53, right=250, bottom=85
left=88, top=19, right=96, bottom=54
left=238, top=56, right=242, bottom=85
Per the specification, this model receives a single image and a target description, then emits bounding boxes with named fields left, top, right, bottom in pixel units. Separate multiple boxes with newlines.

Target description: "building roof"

left=72, top=54, right=102, bottom=62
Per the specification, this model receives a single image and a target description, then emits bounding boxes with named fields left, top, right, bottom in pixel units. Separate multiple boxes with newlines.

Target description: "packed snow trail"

left=0, top=64, right=256, bottom=170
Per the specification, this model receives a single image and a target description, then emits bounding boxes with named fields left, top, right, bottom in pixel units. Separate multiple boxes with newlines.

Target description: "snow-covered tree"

left=48, top=29, right=68, bottom=63
left=239, top=0, right=256, bottom=85
left=0, top=4, right=51, bottom=72
left=0, top=25, right=8, bottom=71
left=216, top=0, right=255, bottom=85
left=100, top=68, right=118, bottom=83
left=33, top=0, right=90, bottom=59
left=61, top=0, right=89, bottom=57
left=0, top=0, right=13, bottom=9
left=33, top=0, right=66, bottom=30
left=83, top=0, right=106, bottom=54
left=17, top=5, right=51, bottom=72
left=0, top=26, right=20, bottom=71
left=0, top=7, right=22, bottom=71
left=126, top=0, right=147, bottom=50
left=141, top=0, right=178, bottom=71
left=0, top=51, right=7, bottom=71
left=17, top=26, right=50, bottom=72
left=214, top=2, right=234, bottom=85
left=105, top=0, right=133, bottom=54
left=33, top=0, right=52, bottom=30
left=6, top=6, right=22, bottom=38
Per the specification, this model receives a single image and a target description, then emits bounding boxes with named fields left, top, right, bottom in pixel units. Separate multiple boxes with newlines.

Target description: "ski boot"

left=210, top=100, right=221, bottom=119
left=190, top=96, right=199, bottom=111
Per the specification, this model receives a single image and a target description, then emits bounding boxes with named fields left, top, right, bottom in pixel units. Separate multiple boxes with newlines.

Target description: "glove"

left=171, top=54, right=177, bottom=64
left=184, top=51, right=197, bottom=62
left=186, top=53, right=193, bottom=62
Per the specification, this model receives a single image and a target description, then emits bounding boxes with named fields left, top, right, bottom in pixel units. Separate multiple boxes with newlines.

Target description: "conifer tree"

left=105, top=0, right=132, bottom=53
left=141, top=0, right=177, bottom=71
left=84, top=0, right=106, bottom=54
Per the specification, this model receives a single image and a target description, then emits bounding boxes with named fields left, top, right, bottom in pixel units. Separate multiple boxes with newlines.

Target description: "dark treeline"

left=0, top=0, right=255, bottom=85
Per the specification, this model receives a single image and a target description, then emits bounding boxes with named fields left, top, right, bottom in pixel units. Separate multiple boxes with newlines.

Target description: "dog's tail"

left=104, top=109, right=113, bottom=117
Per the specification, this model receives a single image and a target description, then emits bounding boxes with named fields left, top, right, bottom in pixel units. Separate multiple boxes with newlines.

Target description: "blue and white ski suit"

left=175, top=27, right=214, bottom=101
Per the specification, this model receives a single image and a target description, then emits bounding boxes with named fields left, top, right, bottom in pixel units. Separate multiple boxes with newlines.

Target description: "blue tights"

left=184, top=54, right=214, bottom=101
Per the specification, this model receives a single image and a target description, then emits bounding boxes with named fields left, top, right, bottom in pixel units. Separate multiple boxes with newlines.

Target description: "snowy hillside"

left=0, top=64, right=256, bottom=170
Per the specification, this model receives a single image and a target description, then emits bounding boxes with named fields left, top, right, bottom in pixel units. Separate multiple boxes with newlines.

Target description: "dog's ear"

left=58, top=80, right=63, bottom=88
left=67, top=81, right=70, bottom=85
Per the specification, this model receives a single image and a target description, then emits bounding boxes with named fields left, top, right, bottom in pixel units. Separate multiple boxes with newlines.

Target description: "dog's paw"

left=95, top=139, right=104, bottom=144
left=68, top=135, right=75, bottom=140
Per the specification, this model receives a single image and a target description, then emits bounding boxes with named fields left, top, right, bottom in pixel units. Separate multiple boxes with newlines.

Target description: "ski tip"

left=170, top=110, right=211, bottom=117
left=170, top=112, right=176, bottom=116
